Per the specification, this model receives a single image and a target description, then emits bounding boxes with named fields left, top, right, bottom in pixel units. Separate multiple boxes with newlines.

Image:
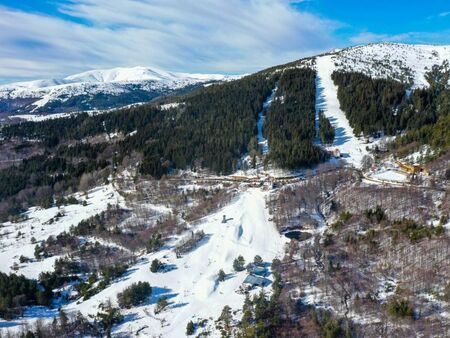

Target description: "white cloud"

left=0, top=0, right=339, bottom=82
left=349, top=32, right=410, bottom=44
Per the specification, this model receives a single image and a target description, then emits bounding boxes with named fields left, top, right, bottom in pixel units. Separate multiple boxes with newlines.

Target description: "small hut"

left=243, top=274, right=271, bottom=288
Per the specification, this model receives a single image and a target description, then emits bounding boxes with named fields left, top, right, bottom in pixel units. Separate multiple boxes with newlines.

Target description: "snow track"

left=257, top=87, right=277, bottom=155
left=315, top=55, right=368, bottom=168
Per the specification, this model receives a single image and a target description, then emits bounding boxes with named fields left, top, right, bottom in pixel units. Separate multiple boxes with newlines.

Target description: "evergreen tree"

left=117, top=282, right=151, bottom=308
left=253, top=255, right=263, bottom=266
left=155, top=296, right=169, bottom=314
left=96, top=300, right=123, bottom=338
left=218, top=269, right=226, bottom=282
left=150, top=259, right=162, bottom=273
left=319, top=111, right=335, bottom=144
left=233, top=256, right=245, bottom=272
left=186, top=320, right=195, bottom=335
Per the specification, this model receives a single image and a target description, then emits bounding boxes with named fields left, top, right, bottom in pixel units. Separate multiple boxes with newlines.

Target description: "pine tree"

left=150, top=259, right=162, bottom=273
left=96, top=300, right=123, bottom=338
left=155, top=297, right=169, bottom=314
left=218, top=269, right=226, bottom=282
left=186, top=320, right=195, bottom=335
left=219, top=305, right=232, bottom=331
left=253, top=255, right=263, bottom=266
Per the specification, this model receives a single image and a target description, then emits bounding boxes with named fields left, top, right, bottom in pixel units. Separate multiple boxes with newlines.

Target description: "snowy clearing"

left=0, top=184, right=124, bottom=279
left=372, top=169, right=409, bottom=183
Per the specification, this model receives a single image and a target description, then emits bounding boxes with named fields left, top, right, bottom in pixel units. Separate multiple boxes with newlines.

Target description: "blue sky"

left=0, top=0, right=449, bottom=83
left=295, top=0, right=450, bottom=42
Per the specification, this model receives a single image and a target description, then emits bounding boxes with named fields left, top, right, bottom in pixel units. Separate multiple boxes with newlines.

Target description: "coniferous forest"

left=332, top=62, right=450, bottom=142
left=1, top=61, right=449, bottom=224
left=3, top=73, right=277, bottom=177
left=331, top=71, right=407, bottom=135
left=319, top=111, right=335, bottom=145
left=265, top=68, right=327, bottom=168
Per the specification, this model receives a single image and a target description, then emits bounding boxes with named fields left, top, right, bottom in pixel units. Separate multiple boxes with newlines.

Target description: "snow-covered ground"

left=110, top=188, right=286, bottom=337
left=0, top=188, right=287, bottom=337
left=8, top=112, right=73, bottom=122
left=8, top=102, right=148, bottom=122
left=315, top=55, right=369, bottom=168
left=333, top=43, right=450, bottom=88
left=372, top=169, right=409, bottom=183
left=0, top=184, right=124, bottom=279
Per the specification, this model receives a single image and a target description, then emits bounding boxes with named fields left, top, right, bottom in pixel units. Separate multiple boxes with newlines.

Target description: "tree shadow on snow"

left=171, top=302, right=188, bottom=309
left=187, top=233, right=212, bottom=253
left=120, top=312, right=140, bottom=323
left=118, top=266, right=140, bottom=282
left=326, top=117, right=352, bottom=146
left=162, top=264, right=177, bottom=273
left=147, top=287, right=178, bottom=305
left=0, top=321, right=21, bottom=329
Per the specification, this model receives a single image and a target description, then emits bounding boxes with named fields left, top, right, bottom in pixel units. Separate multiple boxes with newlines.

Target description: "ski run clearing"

left=0, top=186, right=287, bottom=337
left=315, top=55, right=369, bottom=168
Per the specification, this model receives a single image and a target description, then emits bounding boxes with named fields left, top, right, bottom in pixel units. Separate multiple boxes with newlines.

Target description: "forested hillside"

left=0, top=43, right=450, bottom=338
left=0, top=72, right=279, bottom=220
left=2, top=73, right=277, bottom=177
left=331, top=71, right=407, bottom=135
left=265, top=68, right=327, bottom=168
left=332, top=62, right=450, bottom=158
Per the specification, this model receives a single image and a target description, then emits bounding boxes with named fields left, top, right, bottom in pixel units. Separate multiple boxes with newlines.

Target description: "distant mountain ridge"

left=2, top=43, right=449, bottom=116
left=0, top=66, right=238, bottom=115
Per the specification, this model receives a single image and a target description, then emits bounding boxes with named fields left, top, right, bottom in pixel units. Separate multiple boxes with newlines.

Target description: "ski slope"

left=83, top=188, right=286, bottom=337
left=315, top=55, right=368, bottom=168
left=257, top=87, right=277, bottom=155
left=0, top=188, right=287, bottom=337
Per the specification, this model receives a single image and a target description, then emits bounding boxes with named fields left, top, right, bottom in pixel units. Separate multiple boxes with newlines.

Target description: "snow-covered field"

left=0, top=184, right=124, bottom=279
left=315, top=55, right=369, bottom=168
left=107, top=188, right=287, bottom=337
left=0, top=187, right=287, bottom=337
left=371, top=169, right=409, bottom=183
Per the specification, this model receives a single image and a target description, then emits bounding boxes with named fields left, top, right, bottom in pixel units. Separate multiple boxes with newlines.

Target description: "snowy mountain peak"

left=0, top=66, right=238, bottom=114
left=62, top=66, right=231, bottom=85
left=2, top=66, right=233, bottom=90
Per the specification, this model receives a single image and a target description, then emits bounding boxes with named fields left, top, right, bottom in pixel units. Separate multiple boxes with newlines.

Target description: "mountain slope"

left=329, top=43, right=450, bottom=88
left=0, top=66, right=238, bottom=115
